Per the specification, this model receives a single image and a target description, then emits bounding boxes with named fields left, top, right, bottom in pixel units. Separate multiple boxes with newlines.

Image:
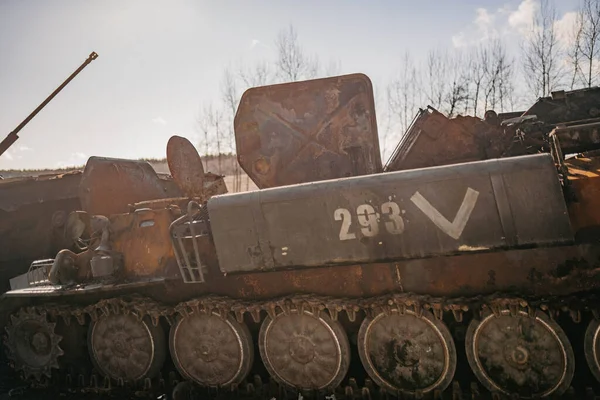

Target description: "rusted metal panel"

left=209, top=153, right=573, bottom=274
left=4, top=243, right=600, bottom=304
left=561, top=152, right=600, bottom=240
left=567, top=178, right=600, bottom=240
left=551, top=121, right=600, bottom=154
left=0, top=198, right=80, bottom=263
left=522, top=87, right=600, bottom=124
left=396, top=244, right=600, bottom=297
left=79, top=157, right=227, bottom=216
left=234, top=73, right=382, bottom=188
left=384, top=107, right=507, bottom=172
left=0, top=171, right=81, bottom=212
left=110, top=208, right=178, bottom=278
left=0, top=173, right=82, bottom=279
left=203, top=172, right=228, bottom=196
left=79, top=157, right=182, bottom=216
left=166, top=136, right=205, bottom=197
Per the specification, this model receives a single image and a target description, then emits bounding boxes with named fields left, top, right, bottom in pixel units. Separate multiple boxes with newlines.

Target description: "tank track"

left=4, top=290, right=600, bottom=399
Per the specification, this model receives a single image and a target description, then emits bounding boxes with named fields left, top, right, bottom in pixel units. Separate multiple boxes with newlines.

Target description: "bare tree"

left=197, top=103, right=225, bottom=175
left=521, top=0, right=565, bottom=98
left=220, top=67, right=242, bottom=191
left=481, top=39, right=514, bottom=113
left=573, top=0, right=600, bottom=87
left=221, top=67, right=239, bottom=122
left=387, top=53, right=420, bottom=132
left=238, top=60, right=273, bottom=88
left=496, top=49, right=515, bottom=113
left=209, top=107, right=224, bottom=175
left=470, top=44, right=489, bottom=117
left=324, top=59, right=342, bottom=77
left=371, top=82, right=390, bottom=161
left=275, top=24, right=320, bottom=82
left=385, top=51, right=425, bottom=161
left=568, top=10, right=586, bottom=89
left=444, top=51, right=471, bottom=117
left=197, top=103, right=214, bottom=169
left=426, top=48, right=449, bottom=109
left=425, top=48, right=472, bottom=117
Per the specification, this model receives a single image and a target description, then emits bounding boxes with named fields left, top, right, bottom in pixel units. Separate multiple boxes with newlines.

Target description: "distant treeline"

left=0, top=153, right=241, bottom=178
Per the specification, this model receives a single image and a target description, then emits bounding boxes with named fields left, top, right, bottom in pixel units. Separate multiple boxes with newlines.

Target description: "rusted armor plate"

left=166, top=135, right=205, bottom=197
left=110, top=207, right=176, bottom=278
left=0, top=173, right=82, bottom=277
left=384, top=107, right=507, bottom=172
left=4, top=243, right=600, bottom=302
left=551, top=121, right=600, bottom=154
left=208, top=154, right=574, bottom=274
left=522, top=86, right=600, bottom=124
left=0, top=172, right=81, bottom=212
left=234, top=73, right=382, bottom=188
left=79, top=157, right=181, bottom=216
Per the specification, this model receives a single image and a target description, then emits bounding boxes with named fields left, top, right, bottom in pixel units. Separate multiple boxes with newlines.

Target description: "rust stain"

left=385, top=107, right=509, bottom=172
left=234, top=73, right=382, bottom=188
left=78, top=157, right=226, bottom=217
left=0, top=173, right=82, bottom=291
left=567, top=174, right=600, bottom=238
left=111, top=208, right=177, bottom=278
left=239, top=274, right=268, bottom=296
left=166, top=136, right=205, bottom=198
left=79, top=157, right=182, bottom=216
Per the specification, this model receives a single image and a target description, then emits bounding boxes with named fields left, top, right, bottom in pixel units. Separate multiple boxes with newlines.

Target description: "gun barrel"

left=0, top=51, right=98, bottom=157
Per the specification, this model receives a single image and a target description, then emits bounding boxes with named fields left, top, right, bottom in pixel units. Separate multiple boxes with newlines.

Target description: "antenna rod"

left=0, top=51, right=99, bottom=157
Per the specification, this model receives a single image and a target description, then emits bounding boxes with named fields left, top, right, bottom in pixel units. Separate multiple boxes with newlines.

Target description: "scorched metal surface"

left=234, top=73, right=382, bottom=188
left=208, top=153, right=573, bottom=274
left=78, top=156, right=183, bottom=215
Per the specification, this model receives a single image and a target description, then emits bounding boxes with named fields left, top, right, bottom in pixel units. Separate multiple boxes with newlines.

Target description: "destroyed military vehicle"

left=2, top=73, right=600, bottom=399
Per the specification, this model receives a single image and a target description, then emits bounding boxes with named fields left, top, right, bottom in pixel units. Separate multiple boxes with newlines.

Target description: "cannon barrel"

left=0, top=51, right=98, bottom=157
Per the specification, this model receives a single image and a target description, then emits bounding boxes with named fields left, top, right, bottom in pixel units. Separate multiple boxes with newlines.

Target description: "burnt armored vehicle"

left=2, top=74, right=600, bottom=399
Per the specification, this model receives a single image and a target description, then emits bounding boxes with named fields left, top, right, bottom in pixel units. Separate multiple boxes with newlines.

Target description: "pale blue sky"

left=0, top=0, right=580, bottom=169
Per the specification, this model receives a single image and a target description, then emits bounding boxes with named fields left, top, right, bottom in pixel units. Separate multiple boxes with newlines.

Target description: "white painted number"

left=333, top=188, right=479, bottom=241
left=334, top=208, right=356, bottom=240
left=356, top=204, right=379, bottom=237
left=381, top=201, right=405, bottom=234
left=335, top=201, right=404, bottom=240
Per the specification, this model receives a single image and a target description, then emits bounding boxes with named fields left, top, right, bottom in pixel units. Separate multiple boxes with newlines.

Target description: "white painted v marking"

left=410, top=188, right=480, bottom=240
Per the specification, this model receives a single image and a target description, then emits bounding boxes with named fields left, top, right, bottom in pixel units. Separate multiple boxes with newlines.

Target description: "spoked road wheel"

left=169, top=311, right=253, bottom=387
left=585, top=318, right=600, bottom=383
left=4, top=308, right=64, bottom=381
left=88, top=313, right=166, bottom=383
left=259, top=310, right=350, bottom=392
left=466, top=309, right=574, bottom=398
left=358, top=309, right=456, bottom=396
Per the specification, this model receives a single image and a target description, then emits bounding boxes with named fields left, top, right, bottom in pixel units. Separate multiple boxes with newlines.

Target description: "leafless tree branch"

left=521, top=0, right=565, bottom=98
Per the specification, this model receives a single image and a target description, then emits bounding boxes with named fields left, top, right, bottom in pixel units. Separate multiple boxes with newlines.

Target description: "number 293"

left=333, top=202, right=404, bottom=241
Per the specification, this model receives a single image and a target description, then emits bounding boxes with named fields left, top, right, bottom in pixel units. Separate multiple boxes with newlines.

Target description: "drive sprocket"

left=4, top=307, right=64, bottom=381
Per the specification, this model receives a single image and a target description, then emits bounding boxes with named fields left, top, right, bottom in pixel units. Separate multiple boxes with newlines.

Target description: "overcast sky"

left=0, top=0, right=580, bottom=170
